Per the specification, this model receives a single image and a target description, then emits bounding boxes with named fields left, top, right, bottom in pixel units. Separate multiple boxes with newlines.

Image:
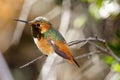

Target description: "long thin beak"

left=14, top=19, right=29, bottom=24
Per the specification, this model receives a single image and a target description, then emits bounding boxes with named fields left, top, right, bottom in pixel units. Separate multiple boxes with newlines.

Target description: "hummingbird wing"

left=48, top=39, right=69, bottom=59
left=43, top=28, right=79, bottom=67
left=48, top=39, right=80, bottom=67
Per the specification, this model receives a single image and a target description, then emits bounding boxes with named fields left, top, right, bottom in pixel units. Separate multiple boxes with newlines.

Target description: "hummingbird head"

left=15, top=16, right=52, bottom=33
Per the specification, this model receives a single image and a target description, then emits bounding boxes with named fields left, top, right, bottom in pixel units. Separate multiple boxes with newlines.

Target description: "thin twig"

left=103, top=42, right=120, bottom=62
left=68, top=37, right=120, bottom=62
left=20, top=37, right=120, bottom=68
left=75, top=51, right=99, bottom=60
left=11, top=0, right=37, bottom=45
left=78, top=39, right=89, bottom=49
left=88, top=42, right=111, bottom=56
left=68, top=37, right=104, bottom=46
left=19, top=55, right=46, bottom=68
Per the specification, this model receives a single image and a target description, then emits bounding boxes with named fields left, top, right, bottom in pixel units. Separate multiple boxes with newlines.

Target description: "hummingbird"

left=15, top=16, right=80, bottom=67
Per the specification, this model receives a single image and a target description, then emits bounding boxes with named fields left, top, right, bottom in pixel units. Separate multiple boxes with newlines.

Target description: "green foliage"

left=80, top=0, right=104, bottom=8
left=73, top=15, right=87, bottom=28
left=116, top=30, right=120, bottom=38
left=89, top=3, right=101, bottom=19
left=103, top=56, right=114, bottom=65
left=108, top=30, right=120, bottom=57
left=104, top=29, right=120, bottom=73
left=103, top=56, right=120, bottom=72
left=112, top=62, right=120, bottom=72
left=88, top=0, right=104, bottom=19
left=96, top=0, right=104, bottom=8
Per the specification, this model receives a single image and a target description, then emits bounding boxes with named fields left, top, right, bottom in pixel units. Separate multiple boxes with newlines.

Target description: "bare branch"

left=88, top=42, right=111, bottom=56
left=68, top=37, right=120, bottom=62
left=75, top=51, right=99, bottom=60
left=68, top=37, right=104, bottom=46
left=11, top=0, right=37, bottom=45
left=19, top=37, right=120, bottom=68
left=19, top=55, right=46, bottom=68
left=78, top=39, right=89, bottom=49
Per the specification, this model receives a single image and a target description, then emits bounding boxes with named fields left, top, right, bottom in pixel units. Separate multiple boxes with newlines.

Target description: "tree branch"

left=19, top=55, right=46, bottom=68
left=68, top=37, right=120, bottom=62
left=19, top=37, right=120, bottom=68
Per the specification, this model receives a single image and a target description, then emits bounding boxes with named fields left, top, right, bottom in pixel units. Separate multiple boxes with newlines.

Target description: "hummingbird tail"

left=72, top=58, right=80, bottom=68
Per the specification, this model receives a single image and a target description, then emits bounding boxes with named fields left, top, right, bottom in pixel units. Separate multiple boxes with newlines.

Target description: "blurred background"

left=0, top=0, right=120, bottom=80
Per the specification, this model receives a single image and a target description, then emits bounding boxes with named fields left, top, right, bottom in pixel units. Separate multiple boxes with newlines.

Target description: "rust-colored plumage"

left=16, top=17, right=80, bottom=67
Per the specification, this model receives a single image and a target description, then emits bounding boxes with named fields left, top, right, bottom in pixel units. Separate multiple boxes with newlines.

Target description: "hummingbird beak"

left=14, top=19, right=29, bottom=23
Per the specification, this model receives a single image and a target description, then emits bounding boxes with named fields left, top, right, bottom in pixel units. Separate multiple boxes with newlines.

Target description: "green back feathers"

left=31, top=26, right=65, bottom=42
left=44, top=28, right=65, bottom=42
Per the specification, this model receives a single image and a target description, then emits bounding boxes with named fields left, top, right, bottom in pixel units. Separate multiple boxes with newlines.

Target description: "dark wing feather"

left=48, top=39, right=69, bottom=59
left=48, top=39, right=80, bottom=67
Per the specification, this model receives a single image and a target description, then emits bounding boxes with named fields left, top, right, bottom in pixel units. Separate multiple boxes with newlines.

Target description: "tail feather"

left=72, top=58, right=80, bottom=68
